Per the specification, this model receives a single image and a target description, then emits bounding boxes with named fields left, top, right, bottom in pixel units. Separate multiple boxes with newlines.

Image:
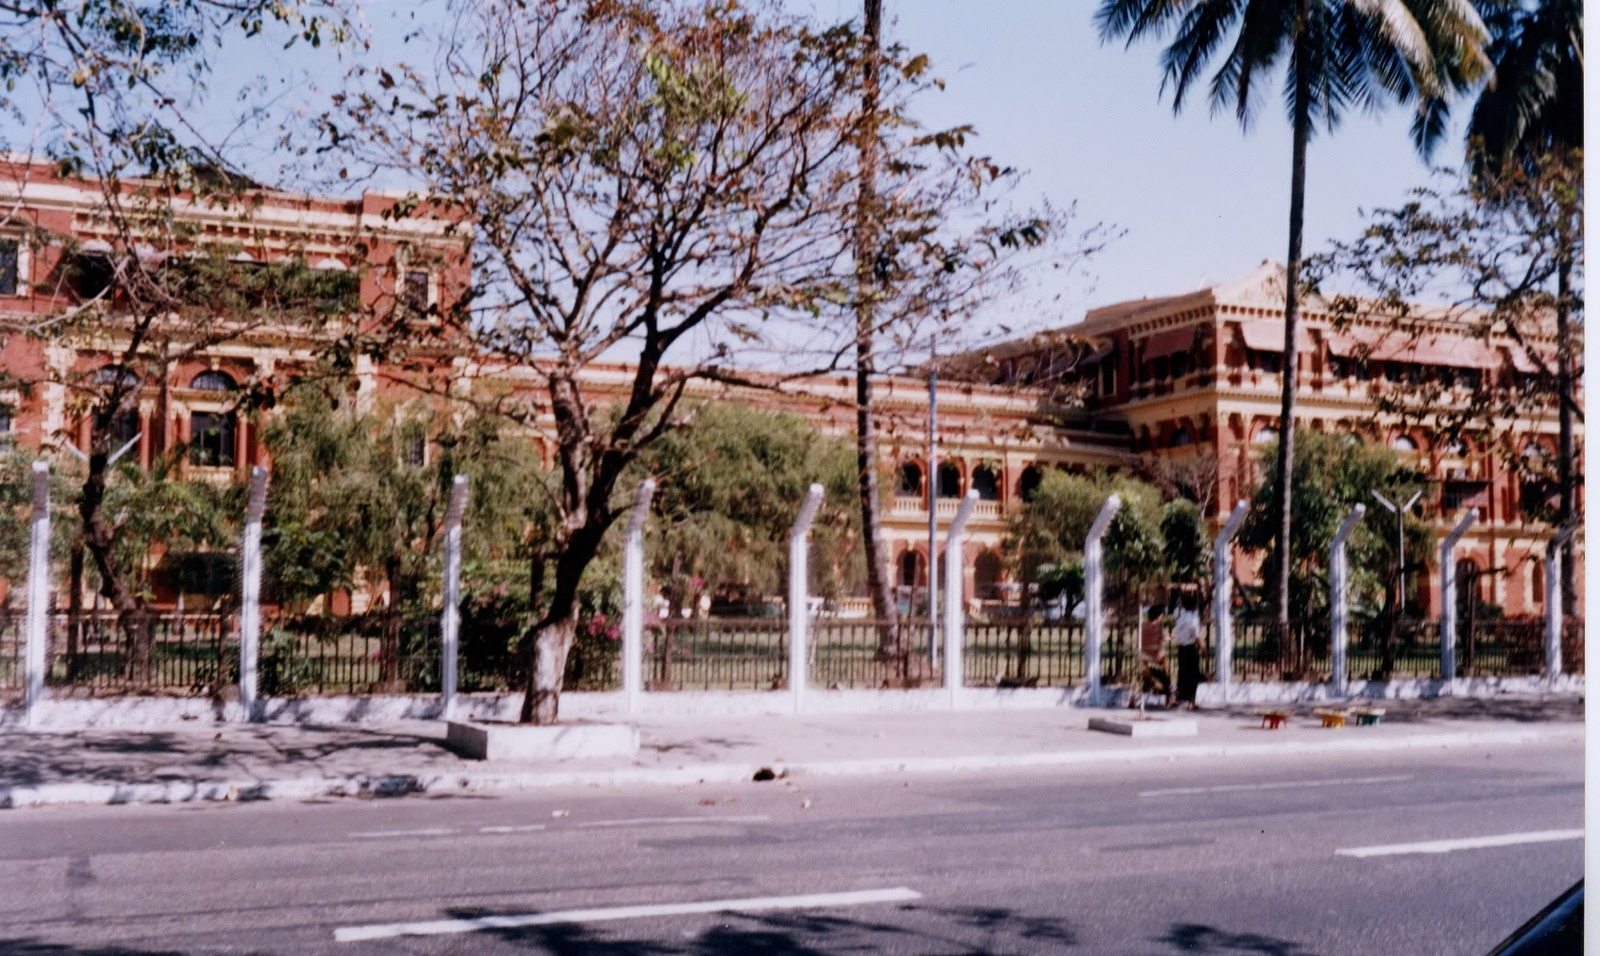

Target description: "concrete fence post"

left=439, top=474, right=470, bottom=718
left=788, top=484, right=825, bottom=713
left=1545, top=519, right=1579, bottom=678
left=1438, top=508, right=1478, bottom=682
left=25, top=461, right=49, bottom=727
left=1329, top=504, right=1367, bottom=696
left=239, top=466, right=269, bottom=721
left=1083, top=494, right=1121, bottom=706
left=623, top=478, right=656, bottom=716
left=944, top=491, right=979, bottom=704
left=1212, top=500, right=1250, bottom=705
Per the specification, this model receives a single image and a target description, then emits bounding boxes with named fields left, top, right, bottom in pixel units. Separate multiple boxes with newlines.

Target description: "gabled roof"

left=1077, top=261, right=1329, bottom=333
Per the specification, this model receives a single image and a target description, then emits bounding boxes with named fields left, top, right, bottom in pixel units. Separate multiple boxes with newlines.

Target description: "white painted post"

left=238, top=466, right=269, bottom=721
left=1545, top=520, right=1579, bottom=678
left=944, top=491, right=979, bottom=703
left=788, top=484, right=825, bottom=713
left=1438, top=508, right=1478, bottom=682
left=1329, top=504, right=1367, bottom=696
left=439, top=474, right=470, bottom=718
left=24, top=461, right=49, bottom=727
left=1212, top=501, right=1250, bottom=706
left=623, top=478, right=656, bottom=716
left=1083, top=494, right=1121, bottom=705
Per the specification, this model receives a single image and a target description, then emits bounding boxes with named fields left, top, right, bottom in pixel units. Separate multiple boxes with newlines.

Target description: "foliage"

left=1238, top=431, right=1434, bottom=626
left=1306, top=150, right=1582, bottom=521
left=1005, top=469, right=1171, bottom=609
left=636, top=403, right=860, bottom=613
left=1096, top=0, right=1490, bottom=625
left=325, top=0, right=1063, bottom=719
left=1461, top=0, right=1583, bottom=174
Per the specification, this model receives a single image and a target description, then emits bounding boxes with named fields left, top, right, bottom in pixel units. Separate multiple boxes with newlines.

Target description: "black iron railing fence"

left=0, top=610, right=1579, bottom=698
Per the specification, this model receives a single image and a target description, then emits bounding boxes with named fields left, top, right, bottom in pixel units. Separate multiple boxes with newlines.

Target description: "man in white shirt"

left=1172, top=595, right=1202, bottom=710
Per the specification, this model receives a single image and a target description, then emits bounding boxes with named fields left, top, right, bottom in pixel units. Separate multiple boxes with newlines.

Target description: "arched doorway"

left=975, top=551, right=1002, bottom=601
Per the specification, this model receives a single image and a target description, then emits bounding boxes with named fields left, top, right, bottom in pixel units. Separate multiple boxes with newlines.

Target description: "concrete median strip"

left=0, top=725, right=1579, bottom=810
left=331, top=886, right=923, bottom=942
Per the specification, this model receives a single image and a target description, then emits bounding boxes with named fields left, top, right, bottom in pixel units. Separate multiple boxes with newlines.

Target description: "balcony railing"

left=891, top=496, right=1003, bottom=520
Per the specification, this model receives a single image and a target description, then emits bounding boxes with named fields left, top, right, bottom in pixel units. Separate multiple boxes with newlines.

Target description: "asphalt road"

left=0, top=738, right=1582, bottom=956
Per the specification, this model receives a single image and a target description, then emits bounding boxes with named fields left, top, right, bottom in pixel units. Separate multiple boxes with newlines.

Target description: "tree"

left=263, top=382, right=551, bottom=689
left=0, top=0, right=358, bottom=672
left=1095, top=0, right=1490, bottom=633
left=1308, top=150, right=1581, bottom=611
left=328, top=0, right=888, bottom=723
left=638, top=403, right=859, bottom=618
left=1238, top=430, right=1433, bottom=673
left=1006, top=469, right=1170, bottom=615
left=1462, top=0, right=1582, bottom=614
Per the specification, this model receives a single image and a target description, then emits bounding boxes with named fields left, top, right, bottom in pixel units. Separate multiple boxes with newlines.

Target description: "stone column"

left=788, top=484, right=825, bottom=713
left=623, top=478, right=656, bottom=716
left=25, top=461, right=49, bottom=727
left=439, top=475, right=470, bottom=718
left=1329, top=504, right=1367, bottom=696
left=1438, top=509, right=1478, bottom=681
left=944, top=491, right=979, bottom=703
left=238, top=466, right=269, bottom=720
left=1212, top=500, right=1250, bottom=704
left=1083, top=494, right=1121, bottom=705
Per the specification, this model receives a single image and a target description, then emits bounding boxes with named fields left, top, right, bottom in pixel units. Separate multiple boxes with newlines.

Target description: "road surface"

left=0, top=737, right=1581, bottom=955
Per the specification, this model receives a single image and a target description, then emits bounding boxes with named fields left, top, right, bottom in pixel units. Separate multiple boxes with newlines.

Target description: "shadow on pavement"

left=450, top=903, right=1078, bottom=954
left=0, top=724, right=446, bottom=788
left=1159, top=923, right=1314, bottom=954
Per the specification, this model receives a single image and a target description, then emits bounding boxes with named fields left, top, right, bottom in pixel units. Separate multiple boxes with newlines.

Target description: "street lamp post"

left=1370, top=489, right=1423, bottom=616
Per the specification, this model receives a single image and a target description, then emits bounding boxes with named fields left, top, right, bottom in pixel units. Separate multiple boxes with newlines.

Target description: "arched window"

left=1391, top=435, right=1418, bottom=452
left=896, top=462, right=923, bottom=498
left=190, top=411, right=236, bottom=467
left=190, top=370, right=237, bottom=392
left=937, top=462, right=962, bottom=499
left=93, top=365, right=139, bottom=388
left=1018, top=465, right=1043, bottom=502
left=971, top=465, right=999, bottom=501
left=897, top=551, right=922, bottom=588
left=1169, top=429, right=1193, bottom=448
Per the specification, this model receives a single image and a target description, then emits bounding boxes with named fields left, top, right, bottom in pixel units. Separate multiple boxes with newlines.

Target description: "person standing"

left=1172, top=595, right=1202, bottom=710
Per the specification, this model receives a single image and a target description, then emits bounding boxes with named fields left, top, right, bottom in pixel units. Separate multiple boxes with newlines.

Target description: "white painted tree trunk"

left=1083, top=494, right=1121, bottom=705
left=944, top=491, right=978, bottom=703
left=1212, top=501, right=1250, bottom=705
left=440, top=475, right=470, bottom=718
left=623, top=479, right=656, bottom=715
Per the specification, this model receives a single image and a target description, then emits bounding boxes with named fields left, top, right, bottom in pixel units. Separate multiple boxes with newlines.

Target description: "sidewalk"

left=0, top=695, right=1582, bottom=810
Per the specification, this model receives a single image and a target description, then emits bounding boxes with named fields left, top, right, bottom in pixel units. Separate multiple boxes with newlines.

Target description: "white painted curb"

left=0, top=725, right=1578, bottom=810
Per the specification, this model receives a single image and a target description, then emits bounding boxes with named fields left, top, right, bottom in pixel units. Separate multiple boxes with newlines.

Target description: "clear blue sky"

left=870, top=1, right=1464, bottom=326
left=204, top=0, right=1469, bottom=334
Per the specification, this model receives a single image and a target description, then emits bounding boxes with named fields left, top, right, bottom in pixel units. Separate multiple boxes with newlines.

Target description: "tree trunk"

left=378, top=552, right=402, bottom=691
left=1269, top=32, right=1312, bottom=637
left=518, top=550, right=547, bottom=722
left=67, top=539, right=84, bottom=681
left=1555, top=255, right=1576, bottom=616
left=520, top=535, right=600, bottom=724
left=854, top=0, right=901, bottom=662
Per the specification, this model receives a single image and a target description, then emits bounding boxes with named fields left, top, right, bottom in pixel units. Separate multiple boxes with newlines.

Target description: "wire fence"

left=0, top=610, right=1581, bottom=699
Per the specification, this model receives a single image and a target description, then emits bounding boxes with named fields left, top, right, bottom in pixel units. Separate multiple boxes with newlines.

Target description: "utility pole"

left=927, top=333, right=938, bottom=670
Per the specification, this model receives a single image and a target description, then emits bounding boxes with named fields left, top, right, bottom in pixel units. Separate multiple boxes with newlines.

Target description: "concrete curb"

left=1, top=725, right=1580, bottom=811
left=2, top=675, right=1582, bottom=728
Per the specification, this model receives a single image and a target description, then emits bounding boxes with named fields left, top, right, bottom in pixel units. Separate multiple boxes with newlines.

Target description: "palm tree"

left=1446, top=0, right=1582, bottom=613
left=1095, top=0, right=1490, bottom=633
left=1459, top=0, right=1582, bottom=172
